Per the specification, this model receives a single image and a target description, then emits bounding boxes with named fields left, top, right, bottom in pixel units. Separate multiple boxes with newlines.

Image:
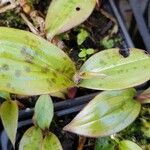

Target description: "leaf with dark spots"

left=42, top=132, right=63, bottom=150
left=0, top=27, right=76, bottom=95
left=45, top=0, right=96, bottom=40
left=64, top=89, right=141, bottom=137
left=19, top=126, right=43, bottom=150
left=79, top=48, right=150, bottom=90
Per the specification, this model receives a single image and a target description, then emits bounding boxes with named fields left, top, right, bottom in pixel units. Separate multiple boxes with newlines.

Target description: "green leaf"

left=0, top=91, right=10, bottom=100
left=77, top=29, right=89, bottom=45
left=95, top=137, right=117, bottom=150
left=42, top=132, right=63, bottom=150
left=78, top=48, right=150, bottom=90
left=19, top=126, right=43, bottom=150
left=35, top=95, right=53, bottom=130
left=0, top=27, right=76, bottom=95
left=86, top=48, right=95, bottom=55
left=45, top=0, right=96, bottom=40
left=79, top=50, right=87, bottom=58
left=64, top=88, right=141, bottom=137
left=119, top=140, right=142, bottom=150
left=0, top=100, right=18, bottom=146
left=141, top=119, right=150, bottom=138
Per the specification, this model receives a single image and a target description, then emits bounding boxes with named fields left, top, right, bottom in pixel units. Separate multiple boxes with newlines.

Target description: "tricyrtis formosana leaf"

left=42, top=132, right=63, bottom=150
left=19, top=127, right=43, bottom=150
left=119, top=140, right=142, bottom=150
left=35, top=95, right=54, bottom=130
left=45, top=0, right=96, bottom=40
left=0, top=100, right=18, bottom=146
left=0, top=27, right=76, bottom=95
left=78, top=48, right=150, bottom=90
left=64, top=88, right=141, bottom=137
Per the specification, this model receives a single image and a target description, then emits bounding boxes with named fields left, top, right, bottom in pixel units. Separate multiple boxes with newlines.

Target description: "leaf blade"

left=64, top=89, right=141, bottom=137
left=119, top=140, right=142, bottom=150
left=34, top=95, right=54, bottom=130
left=0, top=100, right=18, bottom=146
left=42, top=132, right=63, bottom=150
left=78, top=48, right=150, bottom=90
left=19, top=126, right=43, bottom=150
left=0, top=27, right=76, bottom=95
left=45, top=0, right=96, bottom=39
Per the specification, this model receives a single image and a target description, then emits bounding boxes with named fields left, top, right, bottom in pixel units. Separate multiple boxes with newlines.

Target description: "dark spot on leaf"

left=15, top=70, right=21, bottom=77
left=6, top=83, right=11, bottom=88
left=119, top=48, right=130, bottom=58
left=1, top=64, right=9, bottom=71
left=21, top=47, right=27, bottom=55
left=25, top=58, right=33, bottom=64
left=42, top=65, right=49, bottom=73
left=144, top=50, right=149, bottom=55
left=76, top=7, right=80, bottom=11
left=12, top=87, right=15, bottom=91
left=47, top=79, right=53, bottom=86
left=51, top=78, right=56, bottom=83
left=25, top=67, right=31, bottom=72
left=52, top=71, right=57, bottom=77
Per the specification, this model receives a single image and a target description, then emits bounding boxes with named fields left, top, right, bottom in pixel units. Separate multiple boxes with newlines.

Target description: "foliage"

left=19, top=95, right=62, bottom=150
left=64, top=89, right=141, bottom=137
left=78, top=48, right=95, bottom=60
left=45, top=0, right=96, bottom=40
left=95, top=137, right=142, bottom=150
left=0, top=27, right=76, bottom=95
left=77, top=28, right=89, bottom=45
left=0, top=0, right=150, bottom=149
left=0, top=100, right=18, bottom=147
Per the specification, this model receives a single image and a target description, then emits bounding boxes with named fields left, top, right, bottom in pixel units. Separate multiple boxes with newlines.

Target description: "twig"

left=77, top=136, right=87, bottom=150
left=20, top=12, right=39, bottom=35
left=0, top=2, right=17, bottom=13
left=100, top=9, right=118, bottom=35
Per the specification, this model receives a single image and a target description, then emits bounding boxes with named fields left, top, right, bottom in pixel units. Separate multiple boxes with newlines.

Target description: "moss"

left=0, top=10, right=27, bottom=29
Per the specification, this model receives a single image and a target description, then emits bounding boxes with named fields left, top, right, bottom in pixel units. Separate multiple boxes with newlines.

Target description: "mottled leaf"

left=78, top=48, right=150, bottom=90
left=0, top=100, right=18, bottom=146
left=42, top=132, right=63, bottom=150
left=45, top=0, right=96, bottom=40
left=95, top=137, right=117, bottom=150
left=19, top=126, right=43, bottom=150
left=35, top=95, right=53, bottom=130
left=64, top=89, right=141, bottom=137
left=119, top=140, right=142, bottom=150
left=0, top=27, right=76, bottom=95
